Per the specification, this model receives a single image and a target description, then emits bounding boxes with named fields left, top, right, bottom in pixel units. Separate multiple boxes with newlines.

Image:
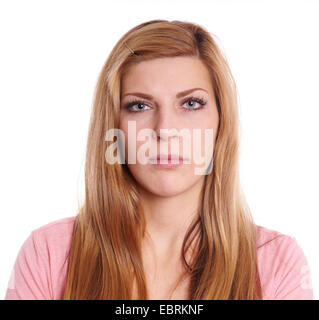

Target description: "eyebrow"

left=122, top=87, right=208, bottom=100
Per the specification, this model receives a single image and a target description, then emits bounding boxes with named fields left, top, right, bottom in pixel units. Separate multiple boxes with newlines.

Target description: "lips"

left=149, top=154, right=187, bottom=164
left=156, top=154, right=184, bottom=161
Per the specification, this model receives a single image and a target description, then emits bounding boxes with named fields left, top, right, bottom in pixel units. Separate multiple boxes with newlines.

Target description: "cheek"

left=198, top=111, right=219, bottom=152
left=118, top=123, right=128, bottom=158
left=188, top=121, right=216, bottom=176
left=119, top=121, right=152, bottom=164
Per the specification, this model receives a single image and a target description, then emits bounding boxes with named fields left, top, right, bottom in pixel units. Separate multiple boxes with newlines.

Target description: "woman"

left=5, top=19, right=314, bottom=300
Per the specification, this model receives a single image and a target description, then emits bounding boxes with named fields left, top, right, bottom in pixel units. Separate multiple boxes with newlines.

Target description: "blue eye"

left=124, top=100, right=150, bottom=112
left=182, top=96, right=207, bottom=111
left=123, top=96, right=207, bottom=113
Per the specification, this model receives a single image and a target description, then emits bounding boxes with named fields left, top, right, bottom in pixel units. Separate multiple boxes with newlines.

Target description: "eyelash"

left=123, top=96, right=207, bottom=113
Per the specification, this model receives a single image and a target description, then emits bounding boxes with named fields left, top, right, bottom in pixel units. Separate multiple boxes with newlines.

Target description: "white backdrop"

left=0, top=0, right=318, bottom=299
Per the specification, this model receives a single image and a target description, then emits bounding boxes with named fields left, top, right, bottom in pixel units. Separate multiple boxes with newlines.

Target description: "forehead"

left=121, top=56, right=213, bottom=97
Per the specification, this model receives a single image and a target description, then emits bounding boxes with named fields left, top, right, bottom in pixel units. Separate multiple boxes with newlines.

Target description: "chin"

left=139, top=177, right=194, bottom=198
left=144, top=186, right=189, bottom=198
left=128, top=165, right=201, bottom=197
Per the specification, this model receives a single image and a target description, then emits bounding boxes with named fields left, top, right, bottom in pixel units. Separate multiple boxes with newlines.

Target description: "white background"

left=0, top=0, right=318, bottom=299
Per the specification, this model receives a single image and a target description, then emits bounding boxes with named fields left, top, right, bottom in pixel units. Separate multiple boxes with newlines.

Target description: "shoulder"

left=30, top=216, right=76, bottom=274
left=31, top=216, right=76, bottom=245
left=256, top=225, right=306, bottom=265
left=256, top=225, right=287, bottom=248
left=256, top=225, right=314, bottom=299
left=5, top=216, right=76, bottom=300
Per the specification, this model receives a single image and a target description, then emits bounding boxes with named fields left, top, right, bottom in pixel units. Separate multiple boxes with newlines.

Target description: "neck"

left=139, top=177, right=204, bottom=255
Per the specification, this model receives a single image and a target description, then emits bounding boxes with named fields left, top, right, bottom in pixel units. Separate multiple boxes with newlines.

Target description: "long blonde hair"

left=63, top=19, right=262, bottom=299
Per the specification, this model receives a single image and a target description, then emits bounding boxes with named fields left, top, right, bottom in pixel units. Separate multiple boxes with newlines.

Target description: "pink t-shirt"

left=4, top=216, right=314, bottom=300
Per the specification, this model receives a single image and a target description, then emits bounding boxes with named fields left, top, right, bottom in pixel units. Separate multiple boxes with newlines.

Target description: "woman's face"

left=119, top=56, right=219, bottom=197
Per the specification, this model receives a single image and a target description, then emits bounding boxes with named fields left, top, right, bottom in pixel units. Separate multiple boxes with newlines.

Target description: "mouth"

left=149, top=154, right=187, bottom=167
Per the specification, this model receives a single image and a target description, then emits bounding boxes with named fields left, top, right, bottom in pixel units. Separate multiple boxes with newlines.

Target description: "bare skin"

left=119, top=56, right=219, bottom=299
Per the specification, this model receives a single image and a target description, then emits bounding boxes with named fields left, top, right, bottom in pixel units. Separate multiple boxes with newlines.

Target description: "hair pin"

left=124, top=41, right=138, bottom=55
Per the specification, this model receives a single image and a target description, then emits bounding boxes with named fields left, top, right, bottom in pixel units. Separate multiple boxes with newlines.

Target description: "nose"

left=153, top=107, right=180, bottom=142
